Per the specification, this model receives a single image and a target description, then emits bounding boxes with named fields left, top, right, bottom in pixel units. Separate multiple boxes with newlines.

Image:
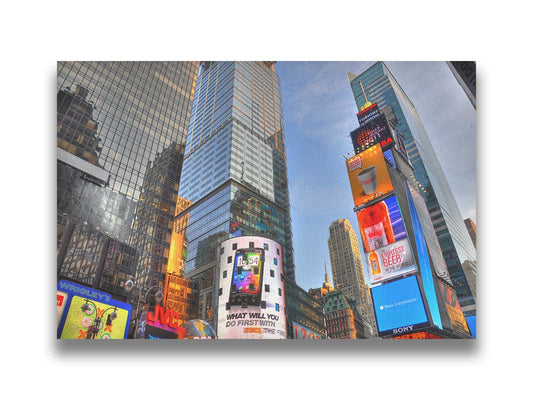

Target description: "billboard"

left=350, top=114, right=394, bottom=154
left=357, top=195, right=416, bottom=286
left=346, top=144, right=394, bottom=208
left=217, top=236, right=287, bottom=339
left=370, top=275, right=429, bottom=336
left=292, top=321, right=322, bottom=340
left=437, top=280, right=471, bottom=336
left=57, top=280, right=132, bottom=339
left=356, top=102, right=380, bottom=126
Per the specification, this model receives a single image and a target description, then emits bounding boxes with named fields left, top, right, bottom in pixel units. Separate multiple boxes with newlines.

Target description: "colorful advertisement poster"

left=292, top=321, right=322, bottom=340
left=57, top=280, right=132, bottom=339
left=217, top=236, right=287, bottom=339
left=437, top=280, right=471, bottom=336
left=357, top=195, right=417, bottom=286
left=350, top=114, right=394, bottom=154
left=346, top=144, right=394, bottom=208
left=370, top=275, right=429, bottom=337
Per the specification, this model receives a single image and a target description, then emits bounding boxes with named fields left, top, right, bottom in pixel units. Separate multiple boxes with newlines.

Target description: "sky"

left=275, top=61, right=476, bottom=292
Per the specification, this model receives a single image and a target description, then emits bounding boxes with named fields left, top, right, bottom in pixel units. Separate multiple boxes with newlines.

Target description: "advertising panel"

left=292, top=321, right=322, bottom=340
left=350, top=114, right=394, bottom=154
left=437, top=280, right=471, bottom=336
left=357, top=195, right=416, bottom=286
left=57, top=280, right=132, bottom=339
left=370, top=275, right=429, bottom=336
left=346, top=144, right=394, bottom=209
left=356, top=102, right=380, bottom=126
left=217, top=236, right=287, bottom=339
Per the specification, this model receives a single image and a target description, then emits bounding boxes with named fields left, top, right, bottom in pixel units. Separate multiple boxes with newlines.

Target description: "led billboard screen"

left=371, top=275, right=429, bottom=336
left=217, top=237, right=287, bottom=339
left=350, top=114, right=394, bottom=154
left=346, top=144, right=394, bottom=208
left=437, top=280, right=471, bottom=336
left=57, top=280, right=132, bottom=339
left=356, top=102, right=380, bottom=126
left=357, top=195, right=416, bottom=286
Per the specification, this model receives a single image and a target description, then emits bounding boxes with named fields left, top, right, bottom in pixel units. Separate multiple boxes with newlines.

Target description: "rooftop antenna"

left=358, top=80, right=373, bottom=112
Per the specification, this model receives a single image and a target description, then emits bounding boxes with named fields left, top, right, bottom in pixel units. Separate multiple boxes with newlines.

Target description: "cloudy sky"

left=275, top=61, right=476, bottom=291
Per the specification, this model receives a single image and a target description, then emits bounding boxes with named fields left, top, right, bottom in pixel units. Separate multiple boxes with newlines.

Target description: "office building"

left=57, top=62, right=200, bottom=312
left=327, top=219, right=377, bottom=335
left=324, top=290, right=373, bottom=339
left=175, top=62, right=295, bottom=324
left=464, top=218, right=477, bottom=249
left=347, top=62, right=477, bottom=316
left=285, top=279, right=327, bottom=339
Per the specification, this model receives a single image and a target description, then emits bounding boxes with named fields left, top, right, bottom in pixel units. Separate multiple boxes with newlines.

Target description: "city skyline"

left=276, top=61, right=476, bottom=291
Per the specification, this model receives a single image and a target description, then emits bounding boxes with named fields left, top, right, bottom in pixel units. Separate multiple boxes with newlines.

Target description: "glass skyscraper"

left=176, top=61, right=295, bottom=324
left=347, top=62, right=476, bottom=316
left=57, top=62, right=200, bottom=307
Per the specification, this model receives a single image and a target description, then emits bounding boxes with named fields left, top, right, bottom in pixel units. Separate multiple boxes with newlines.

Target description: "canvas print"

left=56, top=61, right=476, bottom=340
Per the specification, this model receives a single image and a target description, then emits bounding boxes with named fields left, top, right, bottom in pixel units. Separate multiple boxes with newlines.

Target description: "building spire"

left=358, top=80, right=373, bottom=112
left=323, top=258, right=332, bottom=289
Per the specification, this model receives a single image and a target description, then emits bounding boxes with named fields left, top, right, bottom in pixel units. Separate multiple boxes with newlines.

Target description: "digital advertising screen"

left=292, top=321, right=322, bottom=340
left=357, top=195, right=417, bottom=286
left=229, top=248, right=264, bottom=307
left=346, top=144, right=394, bottom=209
left=437, top=280, right=471, bottom=336
left=370, top=275, right=429, bottom=336
left=350, top=114, right=394, bottom=154
left=217, top=236, right=287, bottom=339
left=57, top=280, right=132, bottom=339
left=356, top=102, right=380, bottom=126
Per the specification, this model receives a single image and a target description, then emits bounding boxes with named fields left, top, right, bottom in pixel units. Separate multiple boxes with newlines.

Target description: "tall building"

left=327, top=219, right=377, bottom=335
left=57, top=62, right=200, bottom=315
left=347, top=62, right=477, bottom=316
left=464, top=218, right=477, bottom=249
left=175, top=62, right=295, bottom=325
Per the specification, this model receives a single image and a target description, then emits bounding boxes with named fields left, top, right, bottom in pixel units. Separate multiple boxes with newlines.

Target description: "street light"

left=80, top=299, right=118, bottom=339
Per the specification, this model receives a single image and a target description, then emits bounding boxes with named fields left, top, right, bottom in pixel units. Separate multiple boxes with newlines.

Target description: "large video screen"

left=350, top=114, right=394, bottom=154
left=357, top=195, right=416, bottom=286
left=346, top=144, right=394, bottom=208
left=370, top=275, right=429, bottom=336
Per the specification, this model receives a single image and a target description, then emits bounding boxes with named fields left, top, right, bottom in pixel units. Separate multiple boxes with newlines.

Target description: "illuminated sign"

left=346, top=144, right=394, bottom=208
left=292, top=321, right=322, bottom=340
left=57, top=291, right=68, bottom=328
left=350, top=114, right=394, bottom=155
left=392, top=332, right=443, bottom=339
left=217, top=236, right=287, bottom=339
left=146, top=305, right=186, bottom=338
left=437, top=280, right=470, bottom=336
left=356, top=102, right=380, bottom=126
left=370, top=275, right=429, bottom=337
left=57, top=280, right=132, bottom=339
left=357, top=196, right=416, bottom=286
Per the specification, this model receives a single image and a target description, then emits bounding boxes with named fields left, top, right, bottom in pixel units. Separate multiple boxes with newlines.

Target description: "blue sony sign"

left=371, top=275, right=429, bottom=336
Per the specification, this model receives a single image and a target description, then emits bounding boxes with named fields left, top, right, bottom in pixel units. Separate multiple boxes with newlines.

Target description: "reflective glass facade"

left=348, top=62, right=476, bottom=316
left=178, top=62, right=295, bottom=281
left=57, top=62, right=200, bottom=308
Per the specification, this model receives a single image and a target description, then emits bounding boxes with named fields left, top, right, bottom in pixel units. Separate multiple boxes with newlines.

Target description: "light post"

left=80, top=299, right=118, bottom=339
